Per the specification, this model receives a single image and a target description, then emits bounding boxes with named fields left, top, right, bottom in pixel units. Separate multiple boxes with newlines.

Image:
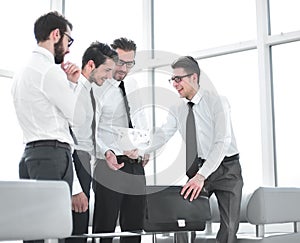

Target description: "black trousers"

left=66, top=150, right=92, bottom=243
left=92, top=157, right=146, bottom=243
left=176, top=155, right=243, bottom=243
left=19, top=143, right=73, bottom=243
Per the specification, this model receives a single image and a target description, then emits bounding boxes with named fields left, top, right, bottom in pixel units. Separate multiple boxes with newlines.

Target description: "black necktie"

left=90, top=88, right=96, bottom=155
left=186, top=102, right=198, bottom=178
left=119, top=81, right=133, bottom=128
left=69, top=126, right=78, bottom=145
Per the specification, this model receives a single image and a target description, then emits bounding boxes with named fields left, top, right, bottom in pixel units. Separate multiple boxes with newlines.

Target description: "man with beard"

left=12, top=11, right=84, bottom=211
left=92, top=37, right=149, bottom=243
left=67, top=41, right=118, bottom=243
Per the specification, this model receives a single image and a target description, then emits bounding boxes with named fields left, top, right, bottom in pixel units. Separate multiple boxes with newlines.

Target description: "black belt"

left=26, top=140, right=71, bottom=150
left=223, top=154, right=239, bottom=162
left=198, top=153, right=239, bottom=165
left=116, top=155, right=142, bottom=164
left=187, top=153, right=240, bottom=178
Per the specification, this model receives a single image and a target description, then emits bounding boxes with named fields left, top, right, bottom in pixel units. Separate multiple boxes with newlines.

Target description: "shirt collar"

left=189, top=88, right=203, bottom=105
left=33, top=46, right=55, bottom=64
left=108, top=78, right=121, bottom=88
left=78, top=74, right=92, bottom=90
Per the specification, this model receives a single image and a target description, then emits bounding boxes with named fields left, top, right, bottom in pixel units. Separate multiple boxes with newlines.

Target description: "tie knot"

left=119, top=81, right=126, bottom=96
left=188, top=101, right=194, bottom=108
left=119, top=81, right=125, bottom=89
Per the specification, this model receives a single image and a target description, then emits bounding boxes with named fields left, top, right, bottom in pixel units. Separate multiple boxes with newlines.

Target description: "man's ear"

left=51, top=28, right=61, bottom=43
left=191, top=73, right=198, bottom=83
left=88, top=60, right=95, bottom=70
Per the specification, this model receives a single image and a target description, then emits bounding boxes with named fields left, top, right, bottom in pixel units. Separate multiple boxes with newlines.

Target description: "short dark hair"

left=34, top=11, right=73, bottom=43
left=111, top=37, right=137, bottom=54
left=171, top=56, right=201, bottom=81
left=81, top=41, right=118, bottom=69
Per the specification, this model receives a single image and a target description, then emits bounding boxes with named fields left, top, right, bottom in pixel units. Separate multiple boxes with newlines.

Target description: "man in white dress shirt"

left=67, top=42, right=118, bottom=243
left=145, top=56, right=243, bottom=243
left=11, top=12, right=84, bottom=240
left=92, top=37, right=149, bottom=243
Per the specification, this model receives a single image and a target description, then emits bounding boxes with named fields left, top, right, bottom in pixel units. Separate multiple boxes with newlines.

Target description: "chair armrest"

left=247, top=187, right=300, bottom=225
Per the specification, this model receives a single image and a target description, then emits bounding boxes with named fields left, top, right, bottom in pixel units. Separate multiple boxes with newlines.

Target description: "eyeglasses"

left=64, top=33, right=74, bottom=47
left=169, top=73, right=193, bottom=83
left=116, top=59, right=135, bottom=68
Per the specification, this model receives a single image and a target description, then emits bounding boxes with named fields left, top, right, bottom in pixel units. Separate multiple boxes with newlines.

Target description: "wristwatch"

left=137, top=155, right=143, bottom=164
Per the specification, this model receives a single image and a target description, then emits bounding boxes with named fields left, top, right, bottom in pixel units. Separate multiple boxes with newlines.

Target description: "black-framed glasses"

left=116, top=59, right=135, bottom=68
left=169, top=73, right=193, bottom=83
left=64, top=33, right=74, bottom=47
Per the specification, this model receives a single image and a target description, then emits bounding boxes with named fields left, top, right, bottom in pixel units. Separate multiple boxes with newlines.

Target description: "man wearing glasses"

left=12, top=11, right=84, bottom=207
left=145, top=56, right=243, bottom=243
left=92, top=37, right=149, bottom=243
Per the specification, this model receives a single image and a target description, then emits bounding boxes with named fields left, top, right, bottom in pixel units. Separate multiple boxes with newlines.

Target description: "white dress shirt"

left=92, top=78, right=150, bottom=159
left=146, top=88, right=239, bottom=179
left=11, top=46, right=85, bottom=145
left=72, top=75, right=94, bottom=155
left=11, top=46, right=85, bottom=195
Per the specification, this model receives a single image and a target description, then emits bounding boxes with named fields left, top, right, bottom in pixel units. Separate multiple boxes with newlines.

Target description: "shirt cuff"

left=72, top=165, right=83, bottom=195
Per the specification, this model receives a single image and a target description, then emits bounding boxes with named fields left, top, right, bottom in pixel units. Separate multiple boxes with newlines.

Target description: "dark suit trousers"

left=176, top=156, right=243, bottom=243
left=66, top=150, right=92, bottom=243
left=92, top=157, right=146, bottom=243
left=19, top=145, right=73, bottom=243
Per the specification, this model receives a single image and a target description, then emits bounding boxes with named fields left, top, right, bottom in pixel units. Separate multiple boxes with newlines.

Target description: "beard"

left=89, top=71, right=98, bottom=85
left=89, top=69, right=104, bottom=86
left=54, top=39, right=65, bottom=64
left=114, top=70, right=127, bottom=81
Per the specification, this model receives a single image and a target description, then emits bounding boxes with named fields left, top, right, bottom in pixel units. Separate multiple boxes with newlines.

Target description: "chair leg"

left=44, top=239, right=59, bottom=243
left=152, top=233, right=157, bottom=243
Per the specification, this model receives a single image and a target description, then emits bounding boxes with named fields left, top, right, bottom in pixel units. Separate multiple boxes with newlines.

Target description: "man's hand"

left=181, top=173, right=205, bottom=202
left=123, top=149, right=138, bottom=159
left=123, top=150, right=150, bottom=167
left=61, top=61, right=80, bottom=83
left=105, top=150, right=124, bottom=170
left=72, top=192, right=88, bottom=213
left=141, top=153, right=150, bottom=167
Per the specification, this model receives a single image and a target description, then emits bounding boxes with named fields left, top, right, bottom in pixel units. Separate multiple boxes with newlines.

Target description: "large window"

left=272, top=41, right=300, bottom=186
left=0, top=0, right=50, bottom=71
left=0, top=0, right=50, bottom=181
left=199, top=50, right=262, bottom=191
left=1, top=0, right=300, bottom=190
left=65, top=0, right=144, bottom=67
left=0, top=77, right=24, bottom=180
left=269, top=0, right=300, bottom=35
left=149, top=50, right=262, bottom=191
left=154, top=0, right=257, bottom=53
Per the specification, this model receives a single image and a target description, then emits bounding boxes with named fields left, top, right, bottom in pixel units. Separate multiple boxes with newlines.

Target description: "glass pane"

left=0, top=0, right=50, bottom=72
left=269, top=0, right=300, bottom=34
left=150, top=50, right=262, bottom=191
left=272, top=41, right=300, bottom=187
left=154, top=0, right=256, bottom=53
left=65, top=0, right=143, bottom=66
left=0, top=77, right=24, bottom=180
left=199, top=51, right=262, bottom=192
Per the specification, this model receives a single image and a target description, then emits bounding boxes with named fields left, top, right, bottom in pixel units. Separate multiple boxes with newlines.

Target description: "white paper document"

left=115, top=127, right=150, bottom=151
